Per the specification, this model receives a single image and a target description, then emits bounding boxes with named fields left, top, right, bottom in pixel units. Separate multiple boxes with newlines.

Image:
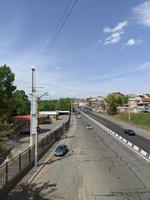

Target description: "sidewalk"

left=4, top=115, right=75, bottom=200
left=92, top=111, right=150, bottom=141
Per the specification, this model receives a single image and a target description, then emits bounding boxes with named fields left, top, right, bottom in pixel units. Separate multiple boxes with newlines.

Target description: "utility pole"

left=70, top=100, right=72, bottom=115
left=30, top=67, right=38, bottom=166
left=128, top=99, right=131, bottom=123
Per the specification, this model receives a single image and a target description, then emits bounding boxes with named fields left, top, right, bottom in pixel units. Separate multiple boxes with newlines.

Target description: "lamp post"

left=30, top=67, right=37, bottom=146
left=30, top=67, right=38, bottom=166
left=30, top=67, right=48, bottom=166
left=128, top=99, right=131, bottom=123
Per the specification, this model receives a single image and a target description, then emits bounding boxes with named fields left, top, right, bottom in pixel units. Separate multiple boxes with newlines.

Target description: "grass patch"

left=114, top=112, right=150, bottom=129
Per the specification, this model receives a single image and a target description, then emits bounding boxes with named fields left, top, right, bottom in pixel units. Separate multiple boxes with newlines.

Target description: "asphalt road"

left=85, top=110, right=150, bottom=153
left=5, top=113, right=150, bottom=200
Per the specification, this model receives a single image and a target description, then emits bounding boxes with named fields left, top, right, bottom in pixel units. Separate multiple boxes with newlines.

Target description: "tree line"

left=0, top=65, right=30, bottom=128
left=0, top=64, right=71, bottom=129
left=38, top=98, right=71, bottom=112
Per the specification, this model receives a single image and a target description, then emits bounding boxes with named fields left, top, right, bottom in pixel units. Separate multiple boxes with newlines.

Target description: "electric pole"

left=30, top=67, right=38, bottom=166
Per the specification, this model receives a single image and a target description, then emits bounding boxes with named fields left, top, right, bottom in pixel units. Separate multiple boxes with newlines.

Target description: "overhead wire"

left=43, top=0, right=74, bottom=54
left=43, top=0, right=79, bottom=54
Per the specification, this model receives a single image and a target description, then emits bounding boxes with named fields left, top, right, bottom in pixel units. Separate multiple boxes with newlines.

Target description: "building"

left=117, top=105, right=128, bottom=113
left=85, top=96, right=106, bottom=112
left=12, top=115, right=49, bottom=124
left=39, top=111, right=59, bottom=121
left=128, top=94, right=150, bottom=113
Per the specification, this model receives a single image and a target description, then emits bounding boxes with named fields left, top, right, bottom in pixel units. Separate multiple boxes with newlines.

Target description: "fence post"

left=50, top=132, right=53, bottom=144
left=5, top=159, right=8, bottom=184
left=63, top=122, right=65, bottom=134
left=47, top=134, right=49, bottom=144
left=29, top=145, right=31, bottom=162
left=42, top=136, right=44, bottom=149
left=19, top=151, right=22, bottom=171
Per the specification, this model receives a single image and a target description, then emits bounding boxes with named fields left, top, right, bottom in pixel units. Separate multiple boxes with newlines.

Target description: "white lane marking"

left=119, top=136, right=122, bottom=140
left=133, top=145, right=139, bottom=151
left=140, top=149, right=147, bottom=156
left=127, top=141, right=133, bottom=147
left=123, top=138, right=127, bottom=143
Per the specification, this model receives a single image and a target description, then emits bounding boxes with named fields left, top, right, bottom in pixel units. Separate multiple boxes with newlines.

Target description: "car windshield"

left=56, top=146, right=64, bottom=151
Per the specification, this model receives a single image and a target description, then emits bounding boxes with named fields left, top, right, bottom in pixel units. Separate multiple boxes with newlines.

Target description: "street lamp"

left=30, top=67, right=38, bottom=166
left=30, top=68, right=49, bottom=166
left=30, top=67, right=37, bottom=147
left=128, top=99, right=131, bottom=123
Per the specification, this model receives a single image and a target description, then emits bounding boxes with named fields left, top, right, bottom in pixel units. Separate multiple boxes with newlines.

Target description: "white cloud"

left=103, top=20, right=128, bottom=33
left=104, top=31, right=123, bottom=45
left=133, top=0, right=150, bottom=27
left=103, top=21, right=128, bottom=45
left=133, top=61, right=150, bottom=71
left=125, top=38, right=142, bottom=46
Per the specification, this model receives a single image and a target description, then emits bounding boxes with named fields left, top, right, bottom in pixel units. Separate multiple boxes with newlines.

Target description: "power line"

left=43, top=0, right=78, bottom=54
left=43, top=0, right=74, bottom=54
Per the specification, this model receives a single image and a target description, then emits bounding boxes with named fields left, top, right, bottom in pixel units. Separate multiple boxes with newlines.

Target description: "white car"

left=86, top=124, right=93, bottom=130
left=77, top=115, right=81, bottom=119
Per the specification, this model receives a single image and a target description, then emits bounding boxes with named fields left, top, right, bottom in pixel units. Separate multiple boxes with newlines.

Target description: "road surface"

left=90, top=111, right=150, bottom=141
left=5, top=113, right=150, bottom=200
left=85, top=110, right=150, bottom=153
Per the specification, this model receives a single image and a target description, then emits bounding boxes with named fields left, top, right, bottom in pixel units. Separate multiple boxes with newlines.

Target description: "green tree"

left=13, top=90, right=30, bottom=115
left=39, top=100, right=57, bottom=111
left=0, top=65, right=16, bottom=125
left=39, top=98, right=71, bottom=111
left=55, top=98, right=71, bottom=111
left=106, top=92, right=128, bottom=115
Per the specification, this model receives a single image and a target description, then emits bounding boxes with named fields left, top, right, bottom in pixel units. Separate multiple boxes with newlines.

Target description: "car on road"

left=86, top=124, right=93, bottom=130
left=54, top=144, right=68, bottom=156
left=124, top=129, right=135, bottom=136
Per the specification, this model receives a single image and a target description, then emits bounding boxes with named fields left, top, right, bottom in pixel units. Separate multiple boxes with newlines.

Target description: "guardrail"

left=0, top=115, right=70, bottom=196
left=76, top=108, right=150, bottom=161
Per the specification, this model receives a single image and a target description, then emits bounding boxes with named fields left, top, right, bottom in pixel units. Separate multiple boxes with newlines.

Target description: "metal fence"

left=0, top=115, right=70, bottom=192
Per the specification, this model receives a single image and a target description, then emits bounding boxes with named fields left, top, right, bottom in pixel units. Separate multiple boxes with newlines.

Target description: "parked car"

left=86, top=124, right=93, bottom=130
left=54, top=144, right=68, bottom=156
left=19, top=126, right=41, bottom=135
left=77, top=115, right=81, bottom=119
left=124, top=129, right=135, bottom=136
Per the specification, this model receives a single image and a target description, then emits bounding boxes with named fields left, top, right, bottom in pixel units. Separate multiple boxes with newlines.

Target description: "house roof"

left=12, top=114, right=47, bottom=121
left=143, top=98, right=150, bottom=102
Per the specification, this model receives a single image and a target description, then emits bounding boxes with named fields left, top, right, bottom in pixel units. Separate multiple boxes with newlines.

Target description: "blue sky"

left=0, top=0, right=150, bottom=98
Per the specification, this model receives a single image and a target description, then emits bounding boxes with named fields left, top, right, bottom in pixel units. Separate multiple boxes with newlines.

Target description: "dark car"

left=19, top=126, right=41, bottom=135
left=54, top=144, right=68, bottom=156
left=124, top=129, right=135, bottom=136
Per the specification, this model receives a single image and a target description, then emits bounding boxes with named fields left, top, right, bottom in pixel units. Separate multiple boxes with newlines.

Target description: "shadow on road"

left=57, top=135, right=75, bottom=141
left=38, top=152, right=73, bottom=166
left=5, top=181, right=57, bottom=200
